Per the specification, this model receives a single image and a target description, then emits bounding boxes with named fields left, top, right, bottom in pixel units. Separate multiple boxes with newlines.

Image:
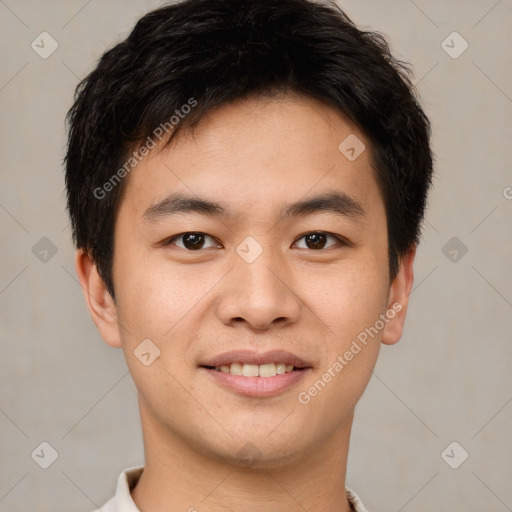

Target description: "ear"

left=74, top=248, right=122, bottom=348
left=381, top=245, right=416, bottom=346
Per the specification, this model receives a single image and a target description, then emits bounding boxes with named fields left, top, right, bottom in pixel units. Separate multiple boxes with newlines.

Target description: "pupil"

left=183, top=233, right=204, bottom=250
left=306, top=232, right=326, bottom=249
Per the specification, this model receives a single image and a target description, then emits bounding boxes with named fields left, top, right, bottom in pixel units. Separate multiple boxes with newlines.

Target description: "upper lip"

left=200, top=350, right=312, bottom=369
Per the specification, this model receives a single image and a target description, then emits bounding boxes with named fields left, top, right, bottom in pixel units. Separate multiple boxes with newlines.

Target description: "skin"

left=76, top=93, right=415, bottom=512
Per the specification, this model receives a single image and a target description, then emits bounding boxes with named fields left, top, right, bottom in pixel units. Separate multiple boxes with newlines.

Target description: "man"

left=65, top=0, right=434, bottom=510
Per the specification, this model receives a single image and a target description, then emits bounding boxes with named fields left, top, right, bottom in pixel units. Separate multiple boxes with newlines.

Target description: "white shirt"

left=92, top=466, right=370, bottom=512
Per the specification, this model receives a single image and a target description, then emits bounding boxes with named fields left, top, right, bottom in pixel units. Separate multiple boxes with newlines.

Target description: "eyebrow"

left=142, top=191, right=366, bottom=224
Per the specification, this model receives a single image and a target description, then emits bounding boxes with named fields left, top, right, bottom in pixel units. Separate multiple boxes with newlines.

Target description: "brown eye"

left=293, top=232, right=346, bottom=250
left=166, top=232, right=219, bottom=251
left=181, top=233, right=206, bottom=250
left=305, top=232, right=327, bottom=249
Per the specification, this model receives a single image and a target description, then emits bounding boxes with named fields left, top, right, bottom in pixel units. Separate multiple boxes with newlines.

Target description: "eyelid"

left=163, top=232, right=221, bottom=249
left=292, top=231, right=351, bottom=249
left=161, top=231, right=351, bottom=251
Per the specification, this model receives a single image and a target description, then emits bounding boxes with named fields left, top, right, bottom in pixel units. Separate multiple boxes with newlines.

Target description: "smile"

left=210, top=362, right=297, bottom=377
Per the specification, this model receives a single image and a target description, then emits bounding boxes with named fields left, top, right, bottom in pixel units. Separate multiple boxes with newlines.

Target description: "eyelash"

left=162, top=231, right=350, bottom=251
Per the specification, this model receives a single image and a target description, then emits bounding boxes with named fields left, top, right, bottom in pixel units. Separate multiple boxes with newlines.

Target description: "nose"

left=215, top=248, right=301, bottom=331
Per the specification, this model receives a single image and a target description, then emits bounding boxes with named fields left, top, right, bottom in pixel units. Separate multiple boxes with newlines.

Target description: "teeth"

left=229, top=363, right=243, bottom=376
left=276, top=363, right=286, bottom=375
left=242, top=364, right=259, bottom=377
left=259, top=363, right=277, bottom=377
left=214, top=363, right=298, bottom=377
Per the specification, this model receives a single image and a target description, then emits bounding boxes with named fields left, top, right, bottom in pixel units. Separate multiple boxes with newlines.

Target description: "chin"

left=203, top=428, right=310, bottom=469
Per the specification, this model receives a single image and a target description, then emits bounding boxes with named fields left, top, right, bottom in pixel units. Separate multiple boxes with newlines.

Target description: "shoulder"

left=89, top=466, right=144, bottom=512
left=89, top=495, right=117, bottom=512
left=346, top=487, right=370, bottom=512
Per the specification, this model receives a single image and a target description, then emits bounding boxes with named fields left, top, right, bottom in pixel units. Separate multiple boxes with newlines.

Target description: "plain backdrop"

left=1, top=0, right=511, bottom=511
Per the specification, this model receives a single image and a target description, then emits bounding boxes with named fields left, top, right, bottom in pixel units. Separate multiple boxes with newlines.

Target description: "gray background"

left=1, top=0, right=511, bottom=511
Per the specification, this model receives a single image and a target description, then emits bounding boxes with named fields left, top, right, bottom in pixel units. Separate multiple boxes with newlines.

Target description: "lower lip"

left=201, top=367, right=310, bottom=398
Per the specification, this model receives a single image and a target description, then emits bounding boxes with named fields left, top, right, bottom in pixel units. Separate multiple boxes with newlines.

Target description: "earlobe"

left=74, top=249, right=122, bottom=348
left=381, top=245, right=416, bottom=346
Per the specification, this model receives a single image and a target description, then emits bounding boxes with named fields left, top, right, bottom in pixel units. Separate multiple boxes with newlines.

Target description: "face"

left=78, top=94, right=414, bottom=468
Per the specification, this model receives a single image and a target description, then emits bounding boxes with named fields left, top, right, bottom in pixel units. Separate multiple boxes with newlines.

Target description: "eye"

left=293, top=231, right=347, bottom=250
left=162, top=231, right=348, bottom=251
left=164, top=232, right=220, bottom=251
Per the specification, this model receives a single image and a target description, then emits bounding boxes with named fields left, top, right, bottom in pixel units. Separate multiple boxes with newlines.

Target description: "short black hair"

left=65, top=0, right=434, bottom=300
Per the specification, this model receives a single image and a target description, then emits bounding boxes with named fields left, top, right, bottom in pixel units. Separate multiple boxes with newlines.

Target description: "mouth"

left=201, top=362, right=307, bottom=377
left=199, top=350, right=312, bottom=397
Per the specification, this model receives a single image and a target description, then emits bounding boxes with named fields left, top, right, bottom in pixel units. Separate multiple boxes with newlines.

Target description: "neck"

left=131, top=398, right=354, bottom=512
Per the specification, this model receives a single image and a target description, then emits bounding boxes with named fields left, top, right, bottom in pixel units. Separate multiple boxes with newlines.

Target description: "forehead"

left=117, top=94, right=383, bottom=225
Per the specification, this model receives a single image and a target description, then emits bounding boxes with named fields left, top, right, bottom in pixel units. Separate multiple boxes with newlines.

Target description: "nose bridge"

left=238, top=249, right=284, bottom=300
left=216, top=240, right=300, bottom=329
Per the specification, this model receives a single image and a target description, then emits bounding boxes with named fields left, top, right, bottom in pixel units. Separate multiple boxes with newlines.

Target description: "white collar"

left=101, top=466, right=369, bottom=512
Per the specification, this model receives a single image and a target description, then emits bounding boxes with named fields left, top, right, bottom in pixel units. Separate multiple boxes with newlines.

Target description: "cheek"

left=302, top=263, right=389, bottom=419
left=113, top=255, right=201, bottom=404
left=309, top=257, right=389, bottom=337
left=113, top=247, right=202, bottom=339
